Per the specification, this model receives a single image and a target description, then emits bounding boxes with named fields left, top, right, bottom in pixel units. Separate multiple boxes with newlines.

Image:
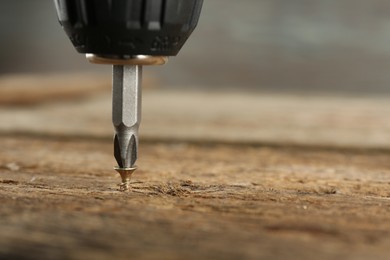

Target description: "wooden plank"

left=0, top=75, right=389, bottom=259
left=0, top=136, right=389, bottom=259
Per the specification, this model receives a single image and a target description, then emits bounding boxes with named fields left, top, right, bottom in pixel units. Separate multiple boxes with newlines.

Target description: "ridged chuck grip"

left=54, top=0, right=203, bottom=56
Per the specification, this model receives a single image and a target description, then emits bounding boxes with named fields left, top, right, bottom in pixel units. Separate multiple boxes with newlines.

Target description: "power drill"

left=54, top=0, right=203, bottom=190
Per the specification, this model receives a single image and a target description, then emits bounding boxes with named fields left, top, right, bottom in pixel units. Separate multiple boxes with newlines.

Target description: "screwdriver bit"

left=112, top=65, right=142, bottom=190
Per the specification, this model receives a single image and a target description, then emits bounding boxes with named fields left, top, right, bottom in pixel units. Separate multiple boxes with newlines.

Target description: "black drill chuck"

left=54, top=0, right=203, bottom=56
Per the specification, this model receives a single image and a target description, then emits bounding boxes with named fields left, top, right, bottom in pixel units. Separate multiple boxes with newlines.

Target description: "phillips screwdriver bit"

left=112, top=65, right=142, bottom=190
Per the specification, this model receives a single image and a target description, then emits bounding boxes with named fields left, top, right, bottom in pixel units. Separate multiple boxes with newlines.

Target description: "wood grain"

left=0, top=75, right=389, bottom=259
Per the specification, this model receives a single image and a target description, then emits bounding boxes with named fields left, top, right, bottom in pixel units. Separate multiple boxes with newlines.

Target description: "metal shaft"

left=112, top=65, right=142, bottom=170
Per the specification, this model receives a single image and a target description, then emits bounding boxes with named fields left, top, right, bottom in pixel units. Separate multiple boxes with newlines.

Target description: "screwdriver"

left=54, top=0, right=203, bottom=190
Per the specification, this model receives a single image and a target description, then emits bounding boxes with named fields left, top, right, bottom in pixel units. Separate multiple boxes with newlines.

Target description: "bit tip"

left=114, top=133, right=138, bottom=168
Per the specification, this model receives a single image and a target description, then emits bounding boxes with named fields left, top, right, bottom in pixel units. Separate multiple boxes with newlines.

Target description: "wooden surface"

left=0, top=74, right=389, bottom=259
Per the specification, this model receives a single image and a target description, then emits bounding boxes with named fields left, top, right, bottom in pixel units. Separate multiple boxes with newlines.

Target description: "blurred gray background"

left=2, top=0, right=390, bottom=94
